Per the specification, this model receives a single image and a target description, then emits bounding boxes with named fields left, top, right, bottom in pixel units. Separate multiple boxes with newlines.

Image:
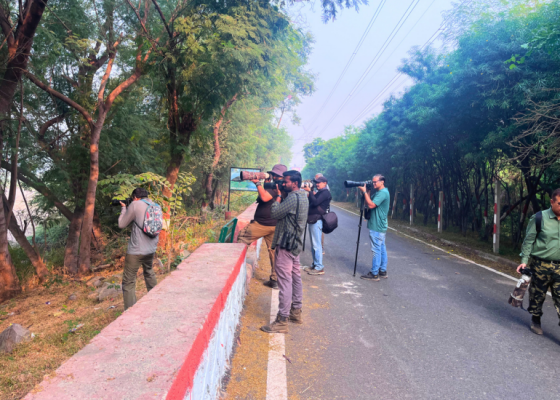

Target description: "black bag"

left=322, top=211, right=338, bottom=234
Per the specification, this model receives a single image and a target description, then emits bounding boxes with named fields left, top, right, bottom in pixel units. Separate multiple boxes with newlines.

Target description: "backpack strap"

left=535, top=210, right=543, bottom=238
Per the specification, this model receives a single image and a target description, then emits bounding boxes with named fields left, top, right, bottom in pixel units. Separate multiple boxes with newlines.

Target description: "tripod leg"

left=353, top=209, right=364, bottom=277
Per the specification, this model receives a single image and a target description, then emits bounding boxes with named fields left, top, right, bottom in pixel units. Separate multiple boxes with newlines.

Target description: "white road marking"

left=266, top=290, right=288, bottom=400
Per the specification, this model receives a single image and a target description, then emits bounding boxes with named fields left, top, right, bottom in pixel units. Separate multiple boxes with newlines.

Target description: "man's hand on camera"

left=303, top=185, right=311, bottom=192
left=275, top=184, right=282, bottom=197
left=517, top=263, right=527, bottom=274
left=250, top=178, right=260, bottom=184
left=358, top=184, right=367, bottom=193
left=119, top=201, right=126, bottom=207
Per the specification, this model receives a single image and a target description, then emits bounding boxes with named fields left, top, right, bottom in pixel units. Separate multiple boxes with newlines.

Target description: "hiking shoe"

left=302, top=265, right=314, bottom=271
left=261, top=315, right=288, bottom=334
left=379, top=271, right=388, bottom=279
left=307, top=267, right=325, bottom=275
left=289, top=307, right=303, bottom=324
left=531, top=316, right=543, bottom=335
left=263, top=280, right=278, bottom=289
left=360, top=272, right=379, bottom=281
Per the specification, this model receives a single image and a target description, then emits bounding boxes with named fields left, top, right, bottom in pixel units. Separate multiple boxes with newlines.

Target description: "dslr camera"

left=111, top=198, right=132, bottom=207
left=302, top=180, right=314, bottom=189
left=344, top=180, right=374, bottom=191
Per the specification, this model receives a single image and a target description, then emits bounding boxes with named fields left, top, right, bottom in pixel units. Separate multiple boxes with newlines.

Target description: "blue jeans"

left=309, top=220, right=324, bottom=271
left=369, top=230, right=387, bottom=275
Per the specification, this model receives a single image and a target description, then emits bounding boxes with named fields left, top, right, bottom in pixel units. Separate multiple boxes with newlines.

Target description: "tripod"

left=353, top=193, right=367, bottom=277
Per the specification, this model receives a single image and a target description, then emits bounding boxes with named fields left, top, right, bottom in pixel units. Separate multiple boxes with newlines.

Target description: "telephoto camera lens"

left=240, top=171, right=270, bottom=181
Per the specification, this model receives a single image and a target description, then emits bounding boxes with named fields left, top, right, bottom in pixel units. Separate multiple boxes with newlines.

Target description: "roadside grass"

left=0, top=198, right=255, bottom=400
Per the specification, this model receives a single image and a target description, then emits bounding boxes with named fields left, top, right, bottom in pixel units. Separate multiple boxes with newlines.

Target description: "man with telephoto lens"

left=358, top=175, right=390, bottom=281
left=237, top=164, right=287, bottom=289
left=517, top=188, right=560, bottom=335
left=303, top=175, right=331, bottom=275
left=118, top=188, right=160, bottom=310
left=261, top=170, right=309, bottom=334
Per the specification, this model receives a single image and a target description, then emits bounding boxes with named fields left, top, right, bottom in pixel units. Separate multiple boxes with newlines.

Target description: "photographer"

left=237, top=164, right=287, bottom=289
left=303, top=176, right=331, bottom=275
left=517, top=188, right=560, bottom=335
left=358, top=175, right=390, bottom=282
left=118, top=188, right=160, bottom=310
left=261, top=170, right=309, bottom=334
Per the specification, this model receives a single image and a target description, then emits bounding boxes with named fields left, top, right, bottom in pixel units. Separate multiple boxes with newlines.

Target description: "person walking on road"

left=517, top=188, right=560, bottom=335
left=237, top=164, right=287, bottom=289
left=358, top=175, right=390, bottom=281
left=303, top=176, right=331, bottom=275
left=118, top=188, right=161, bottom=310
left=261, top=171, right=309, bottom=334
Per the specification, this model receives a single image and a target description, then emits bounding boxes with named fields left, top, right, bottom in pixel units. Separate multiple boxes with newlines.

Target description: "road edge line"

left=331, top=204, right=518, bottom=283
left=265, top=289, right=288, bottom=400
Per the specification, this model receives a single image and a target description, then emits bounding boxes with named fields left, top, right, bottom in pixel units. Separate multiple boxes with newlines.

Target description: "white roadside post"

left=410, top=184, right=414, bottom=225
left=493, top=183, right=501, bottom=254
left=438, top=191, right=443, bottom=233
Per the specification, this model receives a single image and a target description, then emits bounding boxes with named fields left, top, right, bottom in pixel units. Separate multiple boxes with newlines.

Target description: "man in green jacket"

left=518, top=188, right=560, bottom=335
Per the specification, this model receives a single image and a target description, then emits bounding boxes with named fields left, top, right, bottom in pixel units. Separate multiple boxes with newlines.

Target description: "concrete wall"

left=24, top=243, right=248, bottom=400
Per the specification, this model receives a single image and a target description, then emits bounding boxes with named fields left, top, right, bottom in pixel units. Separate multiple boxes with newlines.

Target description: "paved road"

left=285, top=205, right=560, bottom=400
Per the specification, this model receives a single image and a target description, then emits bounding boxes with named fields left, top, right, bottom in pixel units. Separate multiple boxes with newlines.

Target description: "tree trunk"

left=204, top=94, right=237, bottom=209
left=77, top=118, right=106, bottom=274
left=3, top=195, right=48, bottom=282
left=64, top=206, right=84, bottom=275
left=0, top=196, right=21, bottom=302
left=0, top=0, right=48, bottom=302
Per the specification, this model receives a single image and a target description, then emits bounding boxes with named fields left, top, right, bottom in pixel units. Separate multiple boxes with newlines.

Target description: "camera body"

left=111, top=198, right=132, bottom=207
left=263, top=180, right=285, bottom=190
left=344, top=180, right=374, bottom=191
left=302, top=180, right=314, bottom=189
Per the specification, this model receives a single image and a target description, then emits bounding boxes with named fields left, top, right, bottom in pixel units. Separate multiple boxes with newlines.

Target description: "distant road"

left=285, top=205, right=560, bottom=400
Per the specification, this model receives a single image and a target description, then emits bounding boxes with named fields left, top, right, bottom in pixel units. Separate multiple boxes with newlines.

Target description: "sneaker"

left=261, top=315, right=289, bottom=334
left=302, top=265, right=314, bottom=271
left=263, top=280, right=278, bottom=289
left=360, top=272, right=380, bottom=281
left=289, top=307, right=303, bottom=324
left=307, top=267, right=325, bottom=275
left=379, top=271, right=388, bottom=279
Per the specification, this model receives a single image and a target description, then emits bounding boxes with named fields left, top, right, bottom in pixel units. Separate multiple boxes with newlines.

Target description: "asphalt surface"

left=285, top=205, right=560, bottom=400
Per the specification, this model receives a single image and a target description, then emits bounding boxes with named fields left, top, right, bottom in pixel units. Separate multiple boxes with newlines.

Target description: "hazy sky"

left=284, top=0, right=456, bottom=169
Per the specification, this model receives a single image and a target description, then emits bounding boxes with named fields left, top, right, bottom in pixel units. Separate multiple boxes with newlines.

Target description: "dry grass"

left=0, top=201, right=254, bottom=400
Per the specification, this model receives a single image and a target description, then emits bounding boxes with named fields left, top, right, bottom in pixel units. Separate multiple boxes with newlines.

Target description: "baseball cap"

left=313, top=176, right=328, bottom=183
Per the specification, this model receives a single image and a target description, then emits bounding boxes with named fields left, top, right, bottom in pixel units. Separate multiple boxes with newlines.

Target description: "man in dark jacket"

left=237, top=164, right=287, bottom=289
left=303, top=176, right=331, bottom=275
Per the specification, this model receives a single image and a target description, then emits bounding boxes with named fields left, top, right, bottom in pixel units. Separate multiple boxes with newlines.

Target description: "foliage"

left=303, top=0, right=560, bottom=248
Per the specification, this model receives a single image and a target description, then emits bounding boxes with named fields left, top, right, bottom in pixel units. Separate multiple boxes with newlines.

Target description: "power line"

left=303, top=0, right=387, bottom=132
left=315, top=0, right=420, bottom=138
left=345, top=0, right=474, bottom=128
